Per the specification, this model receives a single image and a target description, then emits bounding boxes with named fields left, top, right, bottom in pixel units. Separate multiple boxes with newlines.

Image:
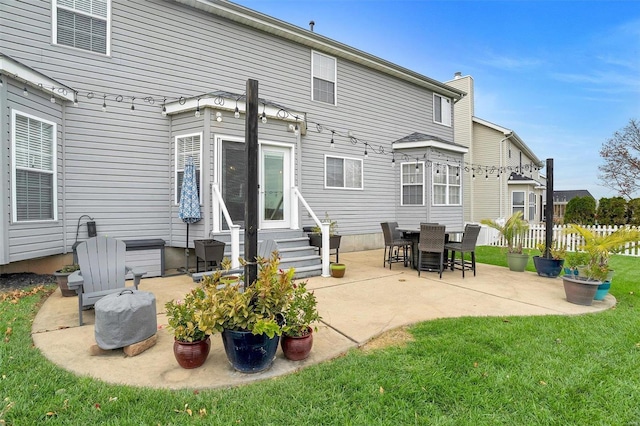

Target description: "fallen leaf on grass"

left=539, top=381, right=547, bottom=385
left=379, top=386, right=384, bottom=394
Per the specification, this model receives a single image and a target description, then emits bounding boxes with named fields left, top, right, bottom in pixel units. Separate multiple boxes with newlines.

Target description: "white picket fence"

left=482, top=224, right=640, bottom=257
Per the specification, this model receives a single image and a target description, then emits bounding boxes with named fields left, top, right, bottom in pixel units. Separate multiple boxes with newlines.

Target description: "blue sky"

left=233, top=0, right=640, bottom=201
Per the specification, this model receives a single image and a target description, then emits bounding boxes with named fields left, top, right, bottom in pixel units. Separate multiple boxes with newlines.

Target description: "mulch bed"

left=0, top=273, right=56, bottom=292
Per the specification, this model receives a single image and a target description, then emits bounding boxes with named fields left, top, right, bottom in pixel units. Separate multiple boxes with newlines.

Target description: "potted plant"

left=330, top=262, right=346, bottom=278
left=563, top=251, right=589, bottom=276
left=165, top=287, right=211, bottom=369
left=197, top=252, right=293, bottom=373
left=481, top=211, right=530, bottom=272
left=532, top=242, right=566, bottom=278
left=562, top=224, right=640, bottom=305
left=280, top=281, right=322, bottom=360
left=53, top=264, right=80, bottom=297
left=307, top=212, right=342, bottom=260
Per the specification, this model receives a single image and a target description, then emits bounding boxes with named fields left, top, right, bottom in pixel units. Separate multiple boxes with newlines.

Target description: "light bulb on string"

left=234, top=106, right=240, bottom=119
left=330, top=131, right=335, bottom=149
left=161, top=98, right=167, bottom=117
left=261, top=104, right=267, bottom=123
left=23, top=86, right=28, bottom=96
left=101, top=95, right=107, bottom=112
left=73, top=91, right=78, bottom=107
left=0, top=76, right=3, bottom=87
left=130, top=97, right=135, bottom=111
left=216, top=111, right=223, bottom=122
left=50, top=87, right=56, bottom=104
left=294, top=122, right=300, bottom=136
left=391, top=155, right=396, bottom=168
left=195, top=98, right=201, bottom=118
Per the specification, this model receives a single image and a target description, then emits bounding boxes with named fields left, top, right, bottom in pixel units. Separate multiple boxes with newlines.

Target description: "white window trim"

left=311, top=50, right=337, bottom=105
left=324, top=155, right=363, bottom=190
left=52, top=0, right=112, bottom=56
left=11, top=110, right=58, bottom=223
left=433, top=93, right=452, bottom=127
left=432, top=164, right=461, bottom=206
left=528, top=192, right=537, bottom=221
left=400, top=161, right=425, bottom=206
left=512, top=190, right=526, bottom=215
left=175, top=132, right=203, bottom=205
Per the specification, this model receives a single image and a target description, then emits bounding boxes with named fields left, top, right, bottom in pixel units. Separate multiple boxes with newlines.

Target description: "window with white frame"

left=325, top=156, right=362, bottom=189
left=12, top=111, right=56, bottom=222
left=529, top=192, right=536, bottom=221
left=53, top=0, right=110, bottom=55
left=401, top=162, right=424, bottom=205
left=432, top=164, right=461, bottom=205
left=433, top=94, right=451, bottom=126
left=512, top=191, right=525, bottom=215
left=312, top=51, right=336, bottom=105
left=175, top=133, right=202, bottom=204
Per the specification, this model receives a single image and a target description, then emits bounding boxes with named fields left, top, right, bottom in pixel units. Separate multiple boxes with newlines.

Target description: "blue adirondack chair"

left=68, top=236, right=146, bottom=325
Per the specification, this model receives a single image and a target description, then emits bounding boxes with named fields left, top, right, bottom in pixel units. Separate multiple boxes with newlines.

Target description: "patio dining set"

left=381, top=222, right=482, bottom=278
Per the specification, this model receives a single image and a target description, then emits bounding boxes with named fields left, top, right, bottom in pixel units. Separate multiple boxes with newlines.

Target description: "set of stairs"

left=209, top=229, right=323, bottom=279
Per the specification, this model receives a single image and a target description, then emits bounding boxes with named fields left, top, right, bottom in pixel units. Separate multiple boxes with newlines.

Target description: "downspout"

left=499, top=132, right=514, bottom=219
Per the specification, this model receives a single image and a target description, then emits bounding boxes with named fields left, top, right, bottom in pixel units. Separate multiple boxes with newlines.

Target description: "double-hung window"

left=512, top=191, right=525, bottom=215
left=432, top=164, right=461, bottom=205
left=53, top=0, right=110, bottom=55
left=312, top=51, right=336, bottom=105
left=325, top=156, right=362, bottom=189
left=12, top=111, right=57, bottom=222
left=175, top=133, right=202, bottom=204
left=529, top=192, right=536, bottom=221
left=433, top=94, right=451, bottom=126
left=401, top=162, right=424, bottom=205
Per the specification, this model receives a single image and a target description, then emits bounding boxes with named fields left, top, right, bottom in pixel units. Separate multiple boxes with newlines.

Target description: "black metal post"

left=244, top=79, right=259, bottom=286
left=545, top=158, right=554, bottom=258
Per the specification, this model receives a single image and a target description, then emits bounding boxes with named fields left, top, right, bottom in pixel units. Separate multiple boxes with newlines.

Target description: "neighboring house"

left=0, top=0, right=467, bottom=273
left=553, top=190, right=595, bottom=222
left=446, top=73, right=545, bottom=224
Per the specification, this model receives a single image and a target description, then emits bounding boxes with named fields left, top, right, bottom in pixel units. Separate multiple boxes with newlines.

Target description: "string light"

left=101, top=95, right=107, bottom=112
left=195, top=98, right=201, bottom=118
left=8, top=77, right=544, bottom=176
left=216, top=111, right=223, bottom=122
left=261, top=103, right=267, bottom=124
left=391, top=153, right=395, bottom=168
left=0, top=76, right=3, bottom=87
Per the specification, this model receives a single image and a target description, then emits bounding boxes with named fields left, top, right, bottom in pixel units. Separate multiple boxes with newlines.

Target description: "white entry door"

left=260, top=145, right=291, bottom=229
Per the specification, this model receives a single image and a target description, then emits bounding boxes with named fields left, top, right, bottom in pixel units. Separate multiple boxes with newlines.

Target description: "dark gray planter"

left=562, top=275, right=600, bottom=306
left=533, top=256, right=565, bottom=278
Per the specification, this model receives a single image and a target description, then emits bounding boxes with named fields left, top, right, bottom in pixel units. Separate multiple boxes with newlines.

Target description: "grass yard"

left=1, top=248, right=640, bottom=425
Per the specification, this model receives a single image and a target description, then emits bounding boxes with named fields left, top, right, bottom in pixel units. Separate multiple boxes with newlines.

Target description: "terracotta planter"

left=53, top=271, right=77, bottom=297
left=562, top=275, right=600, bottom=306
left=281, top=327, right=314, bottom=361
left=330, top=263, right=346, bottom=278
left=173, top=337, right=211, bottom=369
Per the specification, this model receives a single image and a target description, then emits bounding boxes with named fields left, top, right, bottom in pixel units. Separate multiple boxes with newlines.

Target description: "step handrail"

left=292, top=186, right=330, bottom=277
left=211, top=183, right=241, bottom=268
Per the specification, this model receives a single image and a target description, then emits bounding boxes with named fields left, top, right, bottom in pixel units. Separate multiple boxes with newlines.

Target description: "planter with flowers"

left=280, top=281, right=321, bottom=361
left=198, top=252, right=293, bottom=373
left=165, top=287, right=211, bottom=369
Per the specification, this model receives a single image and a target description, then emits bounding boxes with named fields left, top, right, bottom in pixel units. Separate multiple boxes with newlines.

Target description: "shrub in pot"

left=481, top=211, right=530, bottom=272
left=281, top=281, right=321, bottom=360
left=165, top=287, right=211, bottom=368
left=54, top=264, right=80, bottom=297
left=533, top=243, right=566, bottom=278
left=198, top=252, right=293, bottom=373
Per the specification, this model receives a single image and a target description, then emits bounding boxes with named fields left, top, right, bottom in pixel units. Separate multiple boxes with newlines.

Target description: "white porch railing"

left=211, top=183, right=241, bottom=269
left=484, top=224, right=640, bottom=256
left=292, top=186, right=331, bottom=277
left=210, top=183, right=331, bottom=276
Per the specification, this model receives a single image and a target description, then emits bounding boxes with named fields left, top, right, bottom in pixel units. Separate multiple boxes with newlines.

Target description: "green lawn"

left=1, top=248, right=640, bottom=425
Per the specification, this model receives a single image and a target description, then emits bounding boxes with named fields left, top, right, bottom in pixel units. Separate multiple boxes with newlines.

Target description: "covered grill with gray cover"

left=94, top=289, right=157, bottom=350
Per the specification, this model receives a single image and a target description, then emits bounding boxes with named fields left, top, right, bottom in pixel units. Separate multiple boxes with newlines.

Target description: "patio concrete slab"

left=31, top=249, right=614, bottom=390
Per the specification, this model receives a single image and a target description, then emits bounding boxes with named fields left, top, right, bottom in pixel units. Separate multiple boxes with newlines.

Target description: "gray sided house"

left=0, top=0, right=465, bottom=275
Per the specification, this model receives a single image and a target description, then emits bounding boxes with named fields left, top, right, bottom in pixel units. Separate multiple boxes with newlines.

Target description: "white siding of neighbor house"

left=1, top=0, right=459, bottom=264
